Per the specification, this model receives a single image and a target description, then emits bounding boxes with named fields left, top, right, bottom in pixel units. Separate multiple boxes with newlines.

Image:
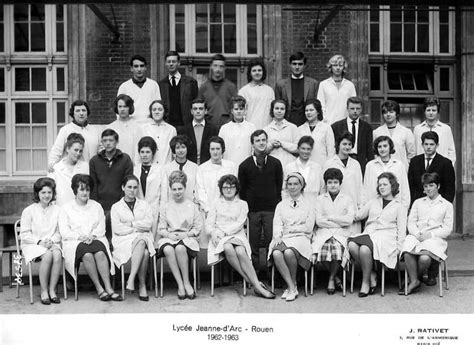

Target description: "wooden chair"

left=404, top=259, right=449, bottom=297
left=14, top=220, right=67, bottom=304
left=157, top=255, right=198, bottom=298
left=310, top=255, right=349, bottom=297
left=119, top=255, right=158, bottom=299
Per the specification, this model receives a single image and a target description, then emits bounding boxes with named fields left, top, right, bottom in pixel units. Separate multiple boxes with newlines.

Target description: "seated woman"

left=206, top=174, right=275, bottom=299
left=157, top=170, right=202, bottom=299
left=399, top=172, right=453, bottom=295
left=268, top=172, right=315, bottom=302
left=20, top=177, right=62, bottom=304
left=348, top=172, right=407, bottom=297
left=312, top=168, right=354, bottom=295
left=111, top=175, right=156, bottom=301
left=59, top=174, right=121, bottom=301
left=48, top=133, right=89, bottom=206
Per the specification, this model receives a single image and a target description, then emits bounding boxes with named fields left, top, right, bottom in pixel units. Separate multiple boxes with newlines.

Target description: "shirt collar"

left=291, top=74, right=304, bottom=80
left=193, top=119, right=205, bottom=127
left=270, top=119, right=289, bottom=129
left=424, top=153, right=437, bottom=160
left=347, top=117, right=359, bottom=125
left=169, top=72, right=182, bottom=82
left=421, top=120, right=442, bottom=128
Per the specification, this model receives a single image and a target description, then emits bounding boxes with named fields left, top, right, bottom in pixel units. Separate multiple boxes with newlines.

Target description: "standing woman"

left=49, top=133, right=89, bottom=206
left=59, top=174, right=121, bottom=301
left=364, top=136, right=410, bottom=208
left=206, top=174, right=275, bottom=299
left=348, top=172, right=407, bottom=297
left=264, top=99, right=299, bottom=168
left=297, top=99, right=335, bottom=167
left=400, top=172, right=453, bottom=295
left=48, top=100, right=100, bottom=171
left=20, top=177, right=62, bottom=304
left=238, top=58, right=275, bottom=129
left=157, top=171, right=202, bottom=299
left=323, top=132, right=363, bottom=234
left=111, top=175, right=155, bottom=301
left=268, top=172, right=315, bottom=301
left=139, top=100, right=177, bottom=166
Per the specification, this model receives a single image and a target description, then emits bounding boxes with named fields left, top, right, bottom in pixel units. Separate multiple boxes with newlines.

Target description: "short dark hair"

left=381, top=100, right=400, bottom=117
left=148, top=99, right=168, bottom=122
left=305, top=99, right=323, bottom=121
left=421, top=131, right=439, bottom=145
left=101, top=128, right=119, bottom=141
left=218, top=174, right=240, bottom=196
left=323, top=168, right=343, bottom=184
left=297, top=135, right=314, bottom=149
left=211, top=54, right=226, bottom=64
left=130, top=55, right=147, bottom=66
left=122, top=174, right=139, bottom=187
left=376, top=172, right=399, bottom=197
left=423, top=97, right=440, bottom=112
left=114, top=94, right=135, bottom=115
left=270, top=99, right=288, bottom=118
left=169, top=135, right=191, bottom=154
left=168, top=170, right=187, bottom=188
left=65, top=133, right=85, bottom=149
left=71, top=174, right=94, bottom=196
left=250, top=129, right=268, bottom=144
left=208, top=136, right=225, bottom=153
left=347, top=96, right=363, bottom=108
left=373, top=135, right=395, bottom=156
left=246, top=58, right=267, bottom=82
left=33, top=177, right=56, bottom=203
left=164, top=51, right=180, bottom=61
left=421, top=172, right=440, bottom=186
left=335, top=132, right=354, bottom=154
left=69, top=100, right=91, bottom=118
left=230, top=95, right=246, bottom=111
left=191, top=98, right=207, bottom=109
left=137, top=136, right=157, bottom=155
left=289, top=52, right=307, bottom=64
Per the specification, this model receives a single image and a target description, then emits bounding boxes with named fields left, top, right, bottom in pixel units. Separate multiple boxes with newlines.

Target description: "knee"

left=283, top=249, right=295, bottom=260
left=272, top=250, right=282, bottom=260
left=235, top=246, right=246, bottom=257
left=94, top=251, right=106, bottom=261
left=359, top=245, right=372, bottom=256
left=223, top=243, right=235, bottom=253
left=52, top=250, right=62, bottom=263
left=42, top=251, right=53, bottom=262
left=163, top=246, right=174, bottom=256
left=419, top=255, right=431, bottom=266
left=143, top=248, right=149, bottom=257
left=82, top=253, right=93, bottom=262
left=348, top=242, right=358, bottom=252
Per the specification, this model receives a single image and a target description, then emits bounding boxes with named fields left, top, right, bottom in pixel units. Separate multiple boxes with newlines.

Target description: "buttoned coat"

left=159, top=75, right=198, bottom=126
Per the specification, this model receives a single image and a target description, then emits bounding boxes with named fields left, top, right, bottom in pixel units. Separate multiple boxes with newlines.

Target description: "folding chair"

left=120, top=255, right=158, bottom=299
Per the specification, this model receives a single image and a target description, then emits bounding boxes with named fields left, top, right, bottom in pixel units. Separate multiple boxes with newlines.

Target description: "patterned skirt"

left=317, top=237, right=345, bottom=263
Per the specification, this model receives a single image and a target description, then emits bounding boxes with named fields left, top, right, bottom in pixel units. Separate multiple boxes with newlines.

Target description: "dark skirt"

left=402, top=249, right=442, bottom=262
left=269, top=243, right=311, bottom=271
left=157, top=240, right=198, bottom=259
left=348, top=234, right=374, bottom=253
left=75, top=240, right=109, bottom=269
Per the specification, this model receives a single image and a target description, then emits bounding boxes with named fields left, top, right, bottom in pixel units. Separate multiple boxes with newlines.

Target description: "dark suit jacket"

left=331, top=118, right=374, bottom=175
left=177, top=122, right=218, bottom=164
left=275, top=76, right=319, bottom=112
left=408, top=153, right=455, bottom=204
left=159, top=75, right=198, bottom=126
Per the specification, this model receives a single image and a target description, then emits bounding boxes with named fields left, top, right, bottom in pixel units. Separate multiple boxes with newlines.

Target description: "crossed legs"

left=348, top=242, right=376, bottom=295
left=126, top=240, right=150, bottom=297
left=404, top=253, right=431, bottom=293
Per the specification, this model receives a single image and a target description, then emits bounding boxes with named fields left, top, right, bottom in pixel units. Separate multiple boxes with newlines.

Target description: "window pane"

left=224, top=25, right=236, bottom=54
left=31, top=23, right=45, bottom=51
left=0, top=127, right=5, bottom=146
left=247, top=4, right=257, bottom=24
left=247, top=25, right=257, bottom=54
left=56, top=23, right=64, bottom=52
left=196, top=24, right=208, bottom=53
left=417, top=24, right=429, bottom=52
left=0, top=103, right=5, bottom=123
left=439, top=100, right=450, bottom=124
left=14, top=4, right=29, bottom=21
left=32, top=68, right=46, bottom=91
left=439, top=25, right=449, bottom=53
left=57, top=67, right=65, bottom=91
left=32, top=149, right=47, bottom=170
left=390, top=6, right=402, bottom=22
left=0, top=68, right=4, bottom=92
left=196, top=4, right=208, bottom=23
left=16, top=128, right=31, bottom=147
left=175, top=4, right=185, bottom=22
left=404, top=24, right=415, bottom=52
left=210, top=24, right=222, bottom=53
left=30, top=4, right=45, bottom=22
left=370, top=23, right=380, bottom=52
left=370, top=66, right=381, bottom=91
left=0, top=24, right=4, bottom=52
left=32, top=103, right=46, bottom=123
left=440, top=68, right=450, bottom=91
left=14, top=23, right=29, bottom=51
left=15, top=68, right=30, bottom=91
left=57, top=102, right=66, bottom=123
left=404, top=6, right=416, bottom=22
left=175, top=23, right=185, bottom=53
left=223, top=4, right=235, bottom=23
left=56, top=4, right=64, bottom=21
left=209, top=4, right=221, bottom=23
left=32, top=127, right=47, bottom=146
left=390, top=24, right=402, bottom=52
left=417, top=6, right=429, bottom=22
left=400, top=73, right=415, bottom=90
left=439, top=6, right=449, bottom=23
left=0, top=150, right=6, bottom=171
left=413, top=73, right=429, bottom=90
left=15, top=103, right=30, bottom=124
left=369, top=6, right=379, bottom=22
left=16, top=150, right=31, bottom=171
left=387, top=72, right=401, bottom=90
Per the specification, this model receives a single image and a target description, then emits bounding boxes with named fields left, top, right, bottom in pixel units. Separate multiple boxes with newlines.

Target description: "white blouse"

left=139, top=121, right=177, bottom=166
left=238, top=82, right=275, bottom=129
left=264, top=119, right=299, bottom=168
left=48, top=159, right=89, bottom=206
left=219, top=120, right=256, bottom=166
left=373, top=123, right=416, bottom=170
left=297, top=121, right=336, bottom=167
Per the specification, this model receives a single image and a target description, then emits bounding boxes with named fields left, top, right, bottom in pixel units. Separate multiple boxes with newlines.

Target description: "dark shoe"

left=126, top=288, right=135, bottom=294
left=335, top=281, right=343, bottom=292
left=425, top=276, right=437, bottom=286
left=98, top=291, right=111, bottom=301
left=109, top=293, right=123, bottom=301
left=50, top=296, right=61, bottom=304
left=139, top=295, right=149, bottom=302
left=369, top=286, right=376, bottom=295
left=326, top=288, right=335, bottom=295
left=41, top=298, right=51, bottom=305
left=178, top=293, right=186, bottom=300
left=358, top=291, right=369, bottom=298
left=186, top=292, right=196, bottom=300
left=398, top=288, right=406, bottom=296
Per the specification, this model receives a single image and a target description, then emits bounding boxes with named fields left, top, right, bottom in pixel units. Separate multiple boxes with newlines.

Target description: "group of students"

left=18, top=51, right=456, bottom=305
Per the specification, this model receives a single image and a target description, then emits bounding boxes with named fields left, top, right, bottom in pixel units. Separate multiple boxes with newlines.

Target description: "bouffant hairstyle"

left=421, top=172, right=440, bottom=186
left=122, top=175, right=139, bottom=187
left=381, top=100, right=400, bottom=118
left=33, top=177, right=56, bottom=203
left=373, top=135, right=395, bottom=156
left=323, top=168, right=343, bottom=184
left=169, top=135, right=191, bottom=154
left=168, top=170, right=187, bottom=188
left=137, top=136, right=157, bottom=155
left=69, top=100, right=91, bottom=118
left=376, top=172, right=400, bottom=197
left=65, top=133, right=85, bottom=149
left=326, top=54, right=348, bottom=75
left=304, top=99, right=324, bottom=121
left=148, top=99, right=168, bottom=122
left=335, top=132, right=355, bottom=154
left=297, top=135, right=315, bottom=149
left=246, top=58, right=267, bottom=82
left=71, top=174, right=94, bottom=196
left=423, top=97, right=441, bottom=112
left=208, top=136, right=226, bottom=154
left=218, top=174, right=240, bottom=196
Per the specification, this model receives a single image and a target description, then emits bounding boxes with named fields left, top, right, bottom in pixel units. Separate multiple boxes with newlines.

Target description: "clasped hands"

left=78, top=234, right=96, bottom=244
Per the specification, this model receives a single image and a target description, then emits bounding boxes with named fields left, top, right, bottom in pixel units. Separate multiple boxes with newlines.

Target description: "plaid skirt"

left=317, top=237, right=344, bottom=263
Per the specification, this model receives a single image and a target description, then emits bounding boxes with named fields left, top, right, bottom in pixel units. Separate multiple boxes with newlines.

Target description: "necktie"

left=425, top=157, right=432, bottom=171
left=351, top=120, right=356, bottom=141
left=171, top=75, right=176, bottom=87
left=194, top=124, right=204, bottom=163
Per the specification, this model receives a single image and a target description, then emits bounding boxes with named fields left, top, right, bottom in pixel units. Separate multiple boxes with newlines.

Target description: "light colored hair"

left=326, top=54, right=348, bottom=75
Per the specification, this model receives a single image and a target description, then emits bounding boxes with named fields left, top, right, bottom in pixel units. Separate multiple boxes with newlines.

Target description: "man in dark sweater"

left=238, top=129, right=283, bottom=274
left=89, top=128, right=133, bottom=241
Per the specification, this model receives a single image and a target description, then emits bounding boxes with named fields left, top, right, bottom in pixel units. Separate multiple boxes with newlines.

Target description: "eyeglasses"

left=222, top=185, right=236, bottom=190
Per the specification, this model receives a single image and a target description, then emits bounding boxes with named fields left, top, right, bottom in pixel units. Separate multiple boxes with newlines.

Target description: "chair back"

left=13, top=220, right=21, bottom=255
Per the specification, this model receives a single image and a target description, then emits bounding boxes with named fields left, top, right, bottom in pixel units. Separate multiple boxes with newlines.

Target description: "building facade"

left=0, top=3, right=473, bottom=237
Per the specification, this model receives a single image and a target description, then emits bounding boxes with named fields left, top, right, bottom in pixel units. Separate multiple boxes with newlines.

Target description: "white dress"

left=206, top=198, right=251, bottom=265
left=138, top=121, right=177, bottom=166
left=317, top=77, right=357, bottom=124
left=401, top=195, right=453, bottom=261
left=59, top=199, right=115, bottom=279
left=283, top=158, right=322, bottom=203
left=20, top=203, right=62, bottom=264
left=238, top=82, right=275, bottom=129
left=111, top=198, right=156, bottom=267
left=48, top=159, right=89, bottom=206
left=117, top=78, right=161, bottom=123
left=297, top=121, right=336, bottom=167
left=373, top=123, right=416, bottom=171
left=161, top=160, right=198, bottom=206
left=264, top=119, right=299, bottom=168
left=133, top=163, right=163, bottom=232
left=218, top=120, right=256, bottom=166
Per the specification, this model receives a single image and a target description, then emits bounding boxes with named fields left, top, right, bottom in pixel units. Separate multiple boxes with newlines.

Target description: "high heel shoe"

left=326, top=288, right=335, bottom=295
left=358, top=291, right=369, bottom=298
left=186, top=292, right=196, bottom=300
left=178, top=293, right=186, bottom=300
left=369, top=286, right=376, bottom=295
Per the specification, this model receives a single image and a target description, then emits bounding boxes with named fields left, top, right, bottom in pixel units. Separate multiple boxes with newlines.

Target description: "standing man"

left=198, top=54, right=237, bottom=127
left=117, top=55, right=161, bottom=124
left=238, top=130, right=283, bottom=276
left=331, top=96, right=374, bottom=175
left=177, top=98, right=219, bottom=165
left=413, top=97, right=456, bottom=165
left=408, top=131, right=455, bottom=204
left=275, top=51, right=319, bottom=127
left=89, top=129, right=133, bottom=241
left=158, top=51, right=199, bottom=128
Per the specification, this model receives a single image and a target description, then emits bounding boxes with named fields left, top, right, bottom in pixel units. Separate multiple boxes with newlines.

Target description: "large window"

left=170, top=3, right=262, bottom=88
left=0, top=4, right=67, bottom=177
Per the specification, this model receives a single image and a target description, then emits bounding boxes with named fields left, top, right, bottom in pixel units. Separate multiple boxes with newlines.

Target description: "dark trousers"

left=248, top=211, right=274, bottom=271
